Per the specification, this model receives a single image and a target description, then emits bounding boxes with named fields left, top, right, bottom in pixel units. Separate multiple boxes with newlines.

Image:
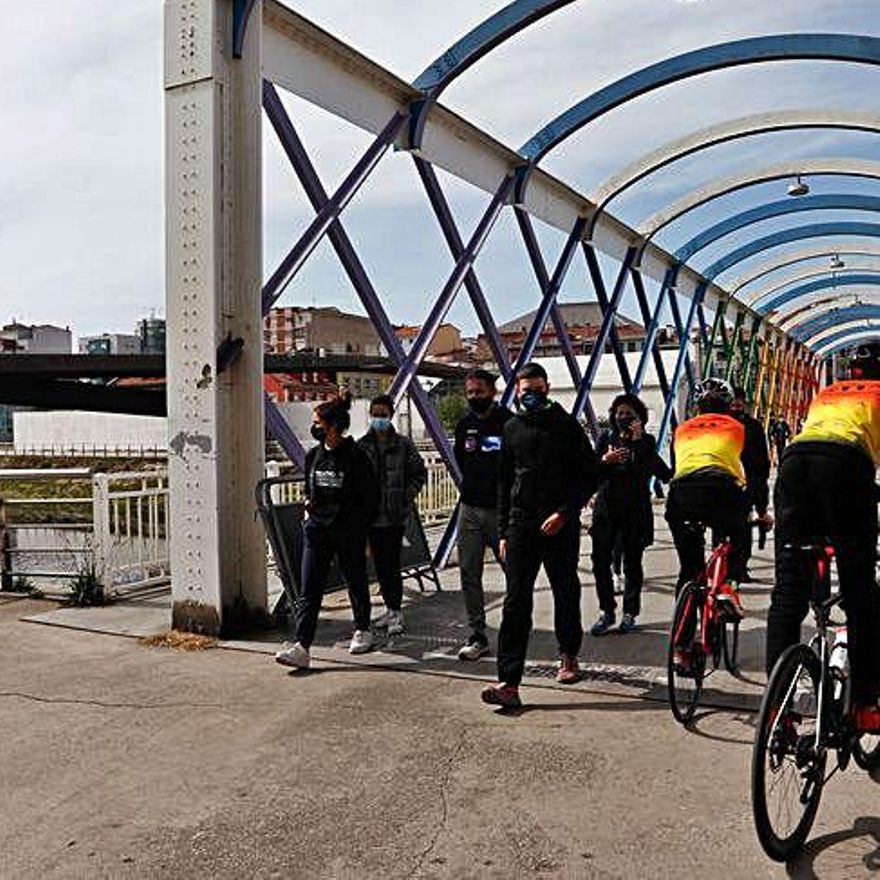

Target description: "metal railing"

left=0, top=468, right=169, bottom=596
left=264, top=453, right=458, bottom=525
left=0, top=444, right=167, bottom=460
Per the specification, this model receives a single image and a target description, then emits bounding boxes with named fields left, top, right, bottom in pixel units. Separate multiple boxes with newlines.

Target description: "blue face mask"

left=371, top=417, right=392, bottom=432
left=518, top=390, right=548, bottom=412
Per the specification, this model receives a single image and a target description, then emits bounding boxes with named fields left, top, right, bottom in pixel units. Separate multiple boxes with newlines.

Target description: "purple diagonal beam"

left=630, top=267, right=671, bottom=400
left=582, top=244, right=632, bottom=390
left=261, top=109, right=408, bottom=315
left=572, top=248, right=637, bottom=428
left=413, top=157, right=512, bottom=383
left=264, top=392, right=308, bottom=469
left=262, top=82, right=460, bottom=481
left=514, top=208, right=584, bottom=389
left=499, top=216, right=587, bottom=409
left=389, top=176, right=515, bottom=403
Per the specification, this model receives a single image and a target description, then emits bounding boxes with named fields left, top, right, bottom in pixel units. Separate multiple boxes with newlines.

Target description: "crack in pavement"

left=408, top=723, right=468, bottom=878
left=0, top=692, right=231, bottom=710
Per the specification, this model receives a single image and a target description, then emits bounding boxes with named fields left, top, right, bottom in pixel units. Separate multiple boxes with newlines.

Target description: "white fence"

left=264, top=452, right=458, bottom=525
left=1, top=454, right=458, bottom=598
left=1, top=468, right=170, bottom=597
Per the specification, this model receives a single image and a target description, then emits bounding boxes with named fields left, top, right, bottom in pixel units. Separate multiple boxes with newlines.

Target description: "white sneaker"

left=275, top=641, right=310, bottom=669
left=458, top=636, right=490, bottom=661
left=373, top=608, right=404, bottom=634
left=349, top=629, right=374, bottom=654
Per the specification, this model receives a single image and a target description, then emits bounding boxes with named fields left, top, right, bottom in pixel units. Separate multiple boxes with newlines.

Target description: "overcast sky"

left=3, top=0, right=880, bottom=341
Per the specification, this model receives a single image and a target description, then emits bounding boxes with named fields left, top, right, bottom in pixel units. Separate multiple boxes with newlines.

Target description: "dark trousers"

left=592, top=508, right=644, bottom=616
left=295, top=521, right=371, bottom=648
left=369, top=525, right=405, bottom=612
left=665, top=473, right=749, bottom=593
left=768, top=442, right=880, bottom=702
left=497, top=520, right=583, bottom=686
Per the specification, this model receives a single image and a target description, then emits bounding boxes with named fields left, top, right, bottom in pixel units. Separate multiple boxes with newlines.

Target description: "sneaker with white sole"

left=386, top=610, right=404, bottom=636
left=458, top=634, right=490, bottom=661
left=275, top=641, right=311, bottom=669
left=349, top=629, right=374, bottom=654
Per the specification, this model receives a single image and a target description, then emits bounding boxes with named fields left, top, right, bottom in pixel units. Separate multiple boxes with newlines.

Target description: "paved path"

left=4, top=510, right=880, bottom=878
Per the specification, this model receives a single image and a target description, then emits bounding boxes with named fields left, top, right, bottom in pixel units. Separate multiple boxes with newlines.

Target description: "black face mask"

left=310, top=424, right=327, bottom=443
left=615, top=415, right=634, bottom=431
left=468, top=396, right=492, bottom=415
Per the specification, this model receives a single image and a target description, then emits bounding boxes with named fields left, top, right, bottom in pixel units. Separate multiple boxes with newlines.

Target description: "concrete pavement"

left=3, top=509, right=880, bottom=878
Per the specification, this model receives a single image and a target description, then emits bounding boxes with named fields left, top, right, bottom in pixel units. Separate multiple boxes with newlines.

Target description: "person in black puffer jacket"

left=358, top=394, right=427, bottom=637
left=481, top=362, right=598, bottom=709
left=589, top=393, right=672, bottom=637
left=275, top=391, right=379, bottom=671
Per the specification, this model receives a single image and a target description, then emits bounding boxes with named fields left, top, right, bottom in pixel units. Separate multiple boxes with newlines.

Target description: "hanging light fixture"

left=787, top=174, right=809, bottom=197
left=829, top=253, right=845, bottom=270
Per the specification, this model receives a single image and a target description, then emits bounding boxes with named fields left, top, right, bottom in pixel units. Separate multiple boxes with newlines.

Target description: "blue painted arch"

left=413, top=0, right=575, bottom=95
left=674, top=194, right=880, bottom=264
left=793, top=304, right=880, bottom=341
left=703, top=222, right=880, bottom=282
left=755, top=272, right=880, bottom=314
left=812, top=326, right=880, bottom=354
left=519, top=34, right=880, bottom=174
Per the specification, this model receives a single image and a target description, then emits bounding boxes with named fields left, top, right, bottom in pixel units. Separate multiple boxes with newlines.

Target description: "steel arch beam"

left=741, top=258, right=880, bottom=307
left=674, top=194, right=880, bottom=264
left=820, top=335, right=880, bottom=358
left=733, top=244, right=880, bottom=298
left=754, top=272, right=880, bottom=314
left=413, top=0, right=575, bottom=95
left=793, top=304, right=880, bottom=341
left=702, top=222, right=880, bottom=283
left=815, top=327, right=880, bottom=353
left=641, top=159, right=880, bottom=243
left=775, top=288, right=880, bottom=329
left=591, top=109, right=880, bottom=224
left=808, top=318, right=880, bottom=349
left=518, top=33, right=880, bottom=197
left=409, top=0, right=576, bottom=148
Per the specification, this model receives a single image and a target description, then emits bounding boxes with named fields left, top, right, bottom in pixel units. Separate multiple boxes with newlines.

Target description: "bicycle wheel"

left=752, top=643, right=826, bottom=862
left=722, top=619, right=740, bottom=673
left=667, top=582, right=706, bottom=724
left=853, top=734, right=880, bottom=772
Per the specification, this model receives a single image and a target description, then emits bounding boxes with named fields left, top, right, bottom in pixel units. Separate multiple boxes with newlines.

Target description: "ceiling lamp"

left=787, top=175, right=809, bottom=197
left=829, top=253, right=845, bottom=270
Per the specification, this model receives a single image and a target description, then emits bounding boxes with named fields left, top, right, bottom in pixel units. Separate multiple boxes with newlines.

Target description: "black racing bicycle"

left=751, top=542, right=880, bottom=862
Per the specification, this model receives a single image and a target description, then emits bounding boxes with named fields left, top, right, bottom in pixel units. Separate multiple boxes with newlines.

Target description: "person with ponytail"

left=275, top=389, right=379, bottom=669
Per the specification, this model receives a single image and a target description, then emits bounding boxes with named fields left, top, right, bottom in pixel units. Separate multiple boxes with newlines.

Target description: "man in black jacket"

left=453, top=369, right=512, bottom=660
left=481, top=363, right=598, bottom=709
left=729, top=386, right=771, bottom=582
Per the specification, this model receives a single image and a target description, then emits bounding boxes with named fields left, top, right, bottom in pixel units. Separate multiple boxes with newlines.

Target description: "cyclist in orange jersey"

left=665, top=378, right=772, bottom=610
left=768, top=342, right=880, bottom=733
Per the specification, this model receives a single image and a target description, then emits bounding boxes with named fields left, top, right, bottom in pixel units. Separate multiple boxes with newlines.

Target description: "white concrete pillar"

left=164, top=0, right=266, bottom=633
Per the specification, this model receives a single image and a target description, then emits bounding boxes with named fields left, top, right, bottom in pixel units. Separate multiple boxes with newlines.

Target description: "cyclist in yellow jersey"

left=665, top=379, right=773, bottom=602
left=768, top=342, right=880, bottom=733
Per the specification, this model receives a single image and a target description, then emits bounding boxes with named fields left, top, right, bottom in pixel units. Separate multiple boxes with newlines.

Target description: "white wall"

left=13, top=411, right=167, bottom=451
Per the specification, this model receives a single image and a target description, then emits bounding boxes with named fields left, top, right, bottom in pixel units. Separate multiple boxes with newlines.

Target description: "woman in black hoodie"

left=275, top=391, right=379, bottom=669
left=590, top=393, right=671, bottom=636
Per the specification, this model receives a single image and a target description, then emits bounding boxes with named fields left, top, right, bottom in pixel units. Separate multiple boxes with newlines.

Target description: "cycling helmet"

left=693, top=377, right=734, bottom=414
left=849, top=341, right=880, bottom=380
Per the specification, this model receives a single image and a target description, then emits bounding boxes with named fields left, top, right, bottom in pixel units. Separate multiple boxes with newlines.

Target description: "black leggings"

left=768, top=442, right=880, bottom=702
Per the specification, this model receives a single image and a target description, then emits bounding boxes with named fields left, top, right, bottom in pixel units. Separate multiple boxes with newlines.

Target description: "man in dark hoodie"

left=481, top=363, right=598, bottom=709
